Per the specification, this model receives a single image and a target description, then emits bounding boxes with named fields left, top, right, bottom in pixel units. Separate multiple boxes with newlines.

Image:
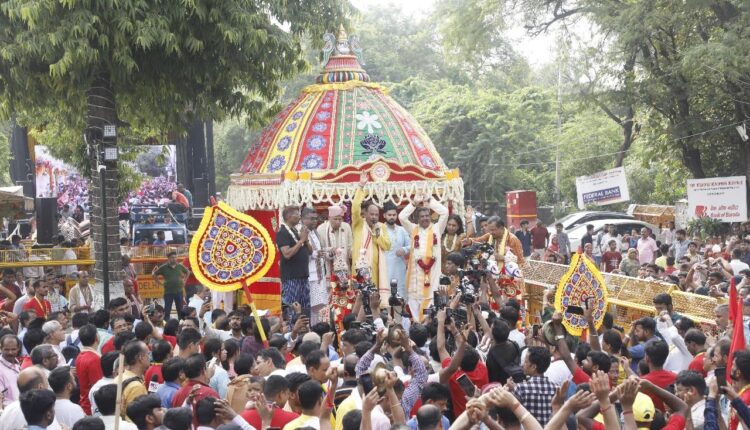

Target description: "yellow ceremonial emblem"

left=554, top=252, right=609, bottom=336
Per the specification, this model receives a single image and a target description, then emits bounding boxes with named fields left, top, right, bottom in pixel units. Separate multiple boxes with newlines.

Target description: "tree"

left=0, top=0, right=345, bottom=302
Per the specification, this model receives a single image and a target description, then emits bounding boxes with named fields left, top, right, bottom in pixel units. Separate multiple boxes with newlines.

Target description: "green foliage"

left=0, top=0, right=348, bottom=161
left=214, top=120, right=258, bottom=194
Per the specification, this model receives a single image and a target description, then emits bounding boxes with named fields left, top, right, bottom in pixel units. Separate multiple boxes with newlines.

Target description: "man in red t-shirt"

left=638, top=378, right=689, bottom=430
left=640, top=340, right=677, bottom=412
left=601, top=240, right=623, bottom=273
left=144, top=340, right=172, bottom=388
left=171, top=353, right=219, bottom=407
left=530, top=221, right=550, bottom=255
left=684, top=328, right=708, bottom=377
left=443, top=349, right=488, bottom=418
left=75, top=324, right=103, bottom=415
left=100, top=316, right=129, bottom=354
left=241, top=375, right=299, bottom=429
left=22, top=279, right=51, bottom=320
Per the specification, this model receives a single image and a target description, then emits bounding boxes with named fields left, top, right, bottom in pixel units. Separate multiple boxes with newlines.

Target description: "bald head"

left=417, top=404, right=442, bottom=430
left=344, top=354, right=359, bottom=377
left=18, top=367, right=47, bottom=393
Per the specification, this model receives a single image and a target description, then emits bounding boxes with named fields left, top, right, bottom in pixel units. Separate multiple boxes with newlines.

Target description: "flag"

left=728, top=277, right=745, bottom=382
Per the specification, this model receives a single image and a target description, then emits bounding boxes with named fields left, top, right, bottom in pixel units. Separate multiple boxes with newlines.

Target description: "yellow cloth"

left=351, top=188, right=391, bottom=291
left=334, top=396, right=357, bottom=430
left=117, top=369, right=147, bottom=420
left=283, top=414, right=320, bottom=430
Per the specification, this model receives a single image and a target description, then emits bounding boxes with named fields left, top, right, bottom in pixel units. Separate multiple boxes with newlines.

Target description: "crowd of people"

left=0, top=170, right=747, bottom=430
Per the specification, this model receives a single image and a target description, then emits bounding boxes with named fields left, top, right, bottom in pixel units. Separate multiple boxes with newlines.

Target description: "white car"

left=548, top=211, right=635, bottom=236
left=565, top=219, right=661, bottom=252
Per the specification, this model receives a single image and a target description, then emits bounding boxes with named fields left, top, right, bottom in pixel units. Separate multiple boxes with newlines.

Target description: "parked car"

left=565, top=219, right=660, bottom=252
left=549, top=211, right=635, bottom=234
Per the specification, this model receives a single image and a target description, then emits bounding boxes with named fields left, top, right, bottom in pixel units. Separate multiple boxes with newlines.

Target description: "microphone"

left=148, top=374, right=160, bottom=393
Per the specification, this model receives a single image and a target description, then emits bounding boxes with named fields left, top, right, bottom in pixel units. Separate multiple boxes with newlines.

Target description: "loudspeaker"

left=36, top=197, right=58, bottom=245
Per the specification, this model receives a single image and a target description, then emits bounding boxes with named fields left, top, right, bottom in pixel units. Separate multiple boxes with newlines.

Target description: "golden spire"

left=337, top=24, right=348, bottom=42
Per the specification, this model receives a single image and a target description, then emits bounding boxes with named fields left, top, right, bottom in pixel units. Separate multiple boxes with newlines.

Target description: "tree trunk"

left=86, top=73, right=123, bottom=307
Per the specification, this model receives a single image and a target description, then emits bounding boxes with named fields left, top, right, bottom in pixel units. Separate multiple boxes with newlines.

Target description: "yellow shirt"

left=351, top=188, right=391, bottom=288
left=117, top=369, right=148, bottom=420
left=335, top=394, right=359, bottom=430
left=283, top=414, right=319, bottom=430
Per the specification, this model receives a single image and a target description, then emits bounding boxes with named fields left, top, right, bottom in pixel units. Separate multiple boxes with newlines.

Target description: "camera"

left=354, top=266, right=378, bottom=313
left=388, top=279, right=404, bottom=307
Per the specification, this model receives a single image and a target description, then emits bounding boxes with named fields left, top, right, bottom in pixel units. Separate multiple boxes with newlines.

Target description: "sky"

left=349, top=0, right=560, bottom=68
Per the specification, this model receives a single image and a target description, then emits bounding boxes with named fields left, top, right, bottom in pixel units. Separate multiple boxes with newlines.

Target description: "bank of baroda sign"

left=687, top=176, right=747, bottom=222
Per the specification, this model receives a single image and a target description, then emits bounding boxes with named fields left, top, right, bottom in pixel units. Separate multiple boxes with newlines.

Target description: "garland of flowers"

left=413, top=227, right=435, bottom=287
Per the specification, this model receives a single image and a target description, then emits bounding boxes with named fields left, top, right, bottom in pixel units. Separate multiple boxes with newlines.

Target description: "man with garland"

left=383, top=201, right=410, bottom=300
left=398, top=193, right=448, bottom=320
left=317, top=204, right=353, bottom=276
left=302, top=207, right=328, bottom=325
left=351, top=172, right=391, bottom=307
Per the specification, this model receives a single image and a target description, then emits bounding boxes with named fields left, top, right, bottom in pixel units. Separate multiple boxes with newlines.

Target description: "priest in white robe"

left=398, top=194, right=448, bottom=321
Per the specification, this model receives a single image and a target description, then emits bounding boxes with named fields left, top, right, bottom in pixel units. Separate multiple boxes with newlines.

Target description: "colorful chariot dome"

left=227, top=26, right=464, bottom=211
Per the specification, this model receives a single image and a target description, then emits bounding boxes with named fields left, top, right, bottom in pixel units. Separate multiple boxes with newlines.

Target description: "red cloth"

left=572, top=367, right=591, bottom=384
left=688, top=352, right=707, bottom=377
left=602, top=251, right=623, bottom=272
left=20, top=356, right=32, bottom=370
left=182, top=257, right=199, bottom=287
left=144, top=364, right=164, bottom=386
left=100, top=337, right=116, bottom=355
left=22, top=297, right=51, bottom=319
left=442, top=357, right=489, bottom=417
left=729, top=278, right=745, bottom=386
left=163, top=335, right=177, bottom=349
left=530, top=226, right=550, bottom=249
left=662, top=414, right=686, bottom=430
left=76, top=350, right=103, bottom=415
left=591, top=422, right=605, bottom=430
left=641, top=370, right=677, bottom=412
left=240, top=407, right=299, bottom=429
left=730, top=387, right=750, bottom=430
left=172, top=191, right=189, bottom=208
left=172, top=380, right=219, bottom=429
left=171, top=379, right=219, bottom=408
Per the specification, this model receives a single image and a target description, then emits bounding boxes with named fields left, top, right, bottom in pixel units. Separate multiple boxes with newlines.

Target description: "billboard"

left=687, top=176, right=747, bottom=222
left=575, top=167, right=630, bottom=209
left=34, top=145, right=177, bottom=212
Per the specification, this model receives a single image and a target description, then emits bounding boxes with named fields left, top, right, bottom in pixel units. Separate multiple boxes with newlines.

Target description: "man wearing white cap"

left=317, top=204, right=352, bottom=275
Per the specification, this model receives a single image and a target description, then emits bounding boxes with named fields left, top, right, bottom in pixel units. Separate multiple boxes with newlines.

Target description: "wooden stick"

left=242, top=282, right=268, bottom=346
left=114, top=351, right=126, bottom=430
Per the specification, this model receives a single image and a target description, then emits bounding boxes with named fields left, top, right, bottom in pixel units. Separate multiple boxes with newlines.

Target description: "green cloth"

left=155, top=263, right=189, bottom=295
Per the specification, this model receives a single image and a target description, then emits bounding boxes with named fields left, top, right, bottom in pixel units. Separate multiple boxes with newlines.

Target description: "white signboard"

left=686, top=176, right=747, bottom=222
left=575, top=167, right=630, bottom=209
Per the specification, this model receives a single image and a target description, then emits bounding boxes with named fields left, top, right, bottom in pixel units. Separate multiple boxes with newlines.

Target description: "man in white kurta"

left=398, top=194, right=448, bottom=321
left=317, top=205, right=353, bottom=275
left=303, top=208, right=328, bottom=325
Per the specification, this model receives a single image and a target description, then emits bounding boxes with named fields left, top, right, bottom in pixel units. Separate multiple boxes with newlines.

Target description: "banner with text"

left=575, top=167, right=630, bottom=209
left=687, top=176, right=747, bottom=222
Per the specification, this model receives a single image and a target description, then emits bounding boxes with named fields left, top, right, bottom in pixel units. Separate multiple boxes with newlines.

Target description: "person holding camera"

left=398, top=193, right=448, bottom=321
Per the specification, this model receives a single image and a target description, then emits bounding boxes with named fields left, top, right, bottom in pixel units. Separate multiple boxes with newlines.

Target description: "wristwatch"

left=555, top=335, right=565, bottom=340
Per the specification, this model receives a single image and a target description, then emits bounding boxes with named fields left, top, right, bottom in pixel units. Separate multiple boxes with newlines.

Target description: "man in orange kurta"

left=465, top=216, right=526, bottom=267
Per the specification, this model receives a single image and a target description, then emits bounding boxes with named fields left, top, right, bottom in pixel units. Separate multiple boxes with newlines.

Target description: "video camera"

left=354, top=266, right=378, bottom=313
left=388, top=278, right=405, bottom=308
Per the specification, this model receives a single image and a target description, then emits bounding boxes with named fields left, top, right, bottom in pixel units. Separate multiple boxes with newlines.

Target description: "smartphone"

left=566, top=305, right=585, bottom=315
left=456, top=374, right=476, bottom=397
left=532, top=324, right=541, bottom=337
left=715, top=367, right=727, bottom=388
left=359, top=373, right=375, bottom=394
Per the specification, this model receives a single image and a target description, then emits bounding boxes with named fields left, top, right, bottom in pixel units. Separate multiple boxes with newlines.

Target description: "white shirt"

left=0, top=400, right=62, bottom=430
left=54, top=398, right=86, bottom=428
left=657, top=321, right=693, bottom=373
left=13, top=295, right=31, bottom=316
left=188, top=295, right=204, bottom=312
left=545, top=359, right=573, bottom=386
left=100, top=415, right=138, bottom=430
left=508, top=329, right=526, bottom=349
left=691, top=399, right=705, bottom=430
left=90, top=377, right=115, bottom=416
left=731, top=259, right=750, bottom=275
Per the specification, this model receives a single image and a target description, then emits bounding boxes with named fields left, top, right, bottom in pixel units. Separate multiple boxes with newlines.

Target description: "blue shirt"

left=628, top=336, right=659, bottom=371
left=407, top=415, right=450, bottom=430
left=157, top=381, right=181, bottom=408
left=515, top=230, right=532, bottom=257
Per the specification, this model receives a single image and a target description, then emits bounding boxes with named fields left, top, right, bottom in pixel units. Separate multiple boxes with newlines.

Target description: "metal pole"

left=100, top=163, right=110, bottom=306
left=555, top=34, right=563, bottom=206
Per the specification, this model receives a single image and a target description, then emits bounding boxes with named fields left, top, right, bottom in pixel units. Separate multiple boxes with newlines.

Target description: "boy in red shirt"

left=75, top=324, right=103, bottom=415
left=601, top=240, right=623, bottom=273
left=241, top=375, right=299, bottom=429
left=640, top=340, right=677, bottom=412
left=144, top=340, right=172, bottom=388
left=22, top=279, right=51, bottom=320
